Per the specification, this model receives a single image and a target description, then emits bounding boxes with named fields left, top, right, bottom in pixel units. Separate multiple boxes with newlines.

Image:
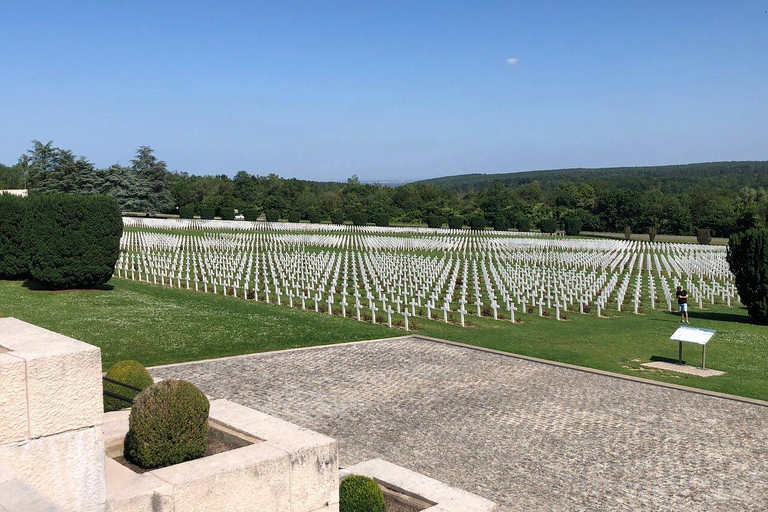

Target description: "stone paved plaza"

left=152, top=337, right=768, bottom=511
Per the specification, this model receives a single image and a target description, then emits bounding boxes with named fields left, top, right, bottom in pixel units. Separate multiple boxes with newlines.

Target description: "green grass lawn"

left=1, top=278, right=766, bottom=401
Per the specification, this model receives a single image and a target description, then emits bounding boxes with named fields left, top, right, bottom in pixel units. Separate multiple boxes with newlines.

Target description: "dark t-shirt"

left=676, top=289, right=688, bottom=304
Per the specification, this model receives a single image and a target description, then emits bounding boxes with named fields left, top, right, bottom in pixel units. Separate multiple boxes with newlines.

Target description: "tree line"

left=2, top=141, right=766, bottom=236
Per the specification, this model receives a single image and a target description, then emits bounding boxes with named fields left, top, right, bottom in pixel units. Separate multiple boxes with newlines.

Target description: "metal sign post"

left=669, top=326, right=716, bottom=369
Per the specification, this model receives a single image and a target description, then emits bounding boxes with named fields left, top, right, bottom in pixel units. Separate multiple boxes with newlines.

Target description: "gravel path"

left=152, top=337, right=768, bottom=511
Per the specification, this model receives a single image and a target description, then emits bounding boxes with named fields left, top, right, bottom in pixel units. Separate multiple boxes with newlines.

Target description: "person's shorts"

left=678, top=303, right=688, bottom=312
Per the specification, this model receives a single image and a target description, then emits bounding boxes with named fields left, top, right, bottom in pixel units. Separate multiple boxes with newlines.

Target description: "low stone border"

left=341, top=459, right=496, bottom=512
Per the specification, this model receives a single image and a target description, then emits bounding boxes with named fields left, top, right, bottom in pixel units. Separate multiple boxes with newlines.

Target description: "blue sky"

left=1, top=1, right=766, bottom=181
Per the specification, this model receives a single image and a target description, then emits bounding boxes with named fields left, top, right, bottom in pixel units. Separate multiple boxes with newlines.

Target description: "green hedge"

left=287, top=210, right=301, bottom=223
left=243, top=208, right=260, bottom=221
left=350, top=212, right=368, bottom=226
left=179, top=204, right=195, bottom=219
left=514, top=214, right=531, bottom=232
left=427, top=214, right=445, bottom=229
left=469, top=214, right=486, bottom=231
left=539, top=217, right=558, bottom=234
left=219, top=206, right=236, bottom=221
left=103, top=360, right=154, bottom=412
left=564, top=216, right=583, bottom=236
left=23, top=194, right=122, bottom=289
left=340, top=475, right=385, bottom=512
left=200, top=206, right=215, bottom=220
left=330, top=210, right=345, bottom=225
left=265, top=209, right=280, bottom=222
left=373, top=213, right=389, bottom=227
left=493, top=215, right=510, bottom=231
left=727, top=228, right=768, bottom=324
left=0, top=194, right=29, bottom=279
left=448, top=215, right=464, bottom=230
left=124, top=380, right=209, bottom=469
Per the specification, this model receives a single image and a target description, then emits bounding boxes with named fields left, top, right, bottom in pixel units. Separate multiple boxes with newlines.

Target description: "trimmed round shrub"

left=350, top=212, right=368, bottom=226
left=0, top=194, right=29, bottom=279
left=219, top=206, right=235, bottom=221
left=243, top=208, right=260, bottom=221
left=124, top=379, right=210, bottom=469
left=340, top=475, right=385, bottom=512
left=287, top=210, right=302, bottom=223
left=306, top=209, right=322, bottom=224
left=515, top=214, right=531, bottom=232
left=330, top=210, right=345, bottom=225
left=448, top=215, right=464, bottom=230
left=179, top=204, right=195, bottom=219
left=200, top=206, right=215, bottom=220
left=373, top=213, right=389, bottom=227
left=23, top=193, right=122, bottom=289
left=265, top=209, right=280, bottom=222
left=539, top=217, right=558, bottom=234
left=103, top=360, right=154, bottom=412
left=697, top=228, right=712, bottom=245
left=427, top=214, right=445, bottom=229
left=493, top=215, right=510, bottom=231
left=469, top=214, right=487, bottom=231
left=564, top=216, right=583, bottom=236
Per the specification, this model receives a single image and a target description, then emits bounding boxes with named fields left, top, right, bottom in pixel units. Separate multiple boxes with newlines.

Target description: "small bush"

left=200, top=206, right=216, bottom=220
left=23, top=194, right=122, bottom=289
left=623, top=225, right=632, bottom=240
left=648, top=227, right=657, bottom=242
left=124, top=380, right=210, bottom=470
left=469, top=214, right=487, bottom=231
left=178, top=204, right=195, bottom=219
left=0, top=194, right=29, bottom=279
left=493, top=215, right=510, bottom=231
left=306, top=209, right=322, bottom=223
left=514, top=214, right=531, bottom=232
left=373, top=213, right=389, bottom=227
left=564, top=216, right=582, bottom=236
left=265, top=209, right=280, bottom=222
left=103, top=360, right=154, bottom=412
left=340, top=475, right=386, bottom=512
left=287, top=210, right=302, bottom=223
left=539, top=217, right=558, bottom=234
left=427, top=214, right=446, bottom=229
left=350, top=212, right=368, bottom=226
left=219, top=206, right=236, bottom=221
left=697, top=228, right=712, bottom=245
left=243, top=208, right=260, bottom=221
left=330, top=210, right=345, bottom=225
left=448, top=215, right=464, bottom=230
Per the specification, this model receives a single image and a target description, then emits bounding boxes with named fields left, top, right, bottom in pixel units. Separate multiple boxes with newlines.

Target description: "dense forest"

left=1, top=141, right=766, bottom=237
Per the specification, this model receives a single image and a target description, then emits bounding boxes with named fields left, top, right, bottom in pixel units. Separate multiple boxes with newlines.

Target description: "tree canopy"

left=6, top=141, right=767, bottom=236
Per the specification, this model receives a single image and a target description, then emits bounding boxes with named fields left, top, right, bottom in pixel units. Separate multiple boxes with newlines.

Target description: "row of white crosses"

left=122, top=216, right=546, bottom=238
left=115, top=227, right=740, bottom=330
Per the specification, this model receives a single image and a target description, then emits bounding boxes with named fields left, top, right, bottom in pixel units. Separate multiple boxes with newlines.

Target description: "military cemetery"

left=2, top=2, right=768, bottom=511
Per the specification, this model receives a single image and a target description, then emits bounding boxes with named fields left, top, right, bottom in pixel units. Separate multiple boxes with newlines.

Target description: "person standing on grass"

left=676, top=285, right=689, bottom=323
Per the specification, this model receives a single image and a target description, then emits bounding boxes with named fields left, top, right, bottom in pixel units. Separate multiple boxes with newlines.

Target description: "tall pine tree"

left=131, top=146, right=174, bottom=213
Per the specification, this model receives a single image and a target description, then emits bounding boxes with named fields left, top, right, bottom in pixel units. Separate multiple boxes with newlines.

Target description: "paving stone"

left=152, top=337, right=768, bottom=512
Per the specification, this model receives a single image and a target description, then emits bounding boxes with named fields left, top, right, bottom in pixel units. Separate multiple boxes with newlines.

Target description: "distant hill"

left=414, top=161, right=768, bottom=194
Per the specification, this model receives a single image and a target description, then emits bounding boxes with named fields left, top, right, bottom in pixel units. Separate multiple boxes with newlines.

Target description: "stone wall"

left=0, top=317, right=105, bottom=512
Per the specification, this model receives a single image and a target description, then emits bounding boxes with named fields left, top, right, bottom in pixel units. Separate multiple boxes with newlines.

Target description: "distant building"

left=0, top=189, right=28, bottom=197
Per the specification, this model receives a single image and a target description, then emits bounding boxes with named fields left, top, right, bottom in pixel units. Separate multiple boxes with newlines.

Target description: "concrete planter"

left=104, top=399, right=339, bottom=512
left=341, top=459, right=496, bottom=512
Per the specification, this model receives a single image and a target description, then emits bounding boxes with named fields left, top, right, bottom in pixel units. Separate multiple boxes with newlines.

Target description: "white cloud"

left=506, top=58, right=519, bottom=66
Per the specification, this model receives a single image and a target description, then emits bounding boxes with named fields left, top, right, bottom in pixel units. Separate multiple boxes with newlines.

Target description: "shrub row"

left=0, top=193, right=122, bottom=288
